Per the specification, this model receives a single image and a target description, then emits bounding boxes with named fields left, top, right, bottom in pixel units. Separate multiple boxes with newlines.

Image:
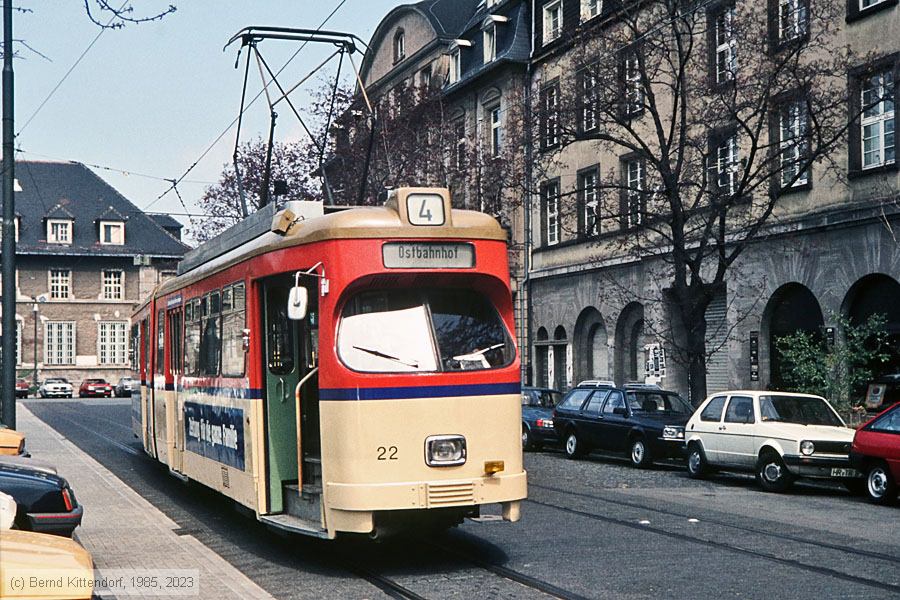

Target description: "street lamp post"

left=32, top=301, right=38, bottom=388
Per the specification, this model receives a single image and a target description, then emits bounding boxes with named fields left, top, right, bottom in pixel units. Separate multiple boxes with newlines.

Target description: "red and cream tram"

left=132, top=188, right=526, bottom=538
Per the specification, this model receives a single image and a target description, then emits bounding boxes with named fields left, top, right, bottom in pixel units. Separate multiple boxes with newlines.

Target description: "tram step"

left=283, top=483, right=322, bottom=523
left=259, top=514, right=328, bottom=538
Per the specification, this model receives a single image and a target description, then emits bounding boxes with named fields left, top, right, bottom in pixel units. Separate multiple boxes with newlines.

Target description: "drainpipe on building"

left=521, top=0, right=536, bottom=386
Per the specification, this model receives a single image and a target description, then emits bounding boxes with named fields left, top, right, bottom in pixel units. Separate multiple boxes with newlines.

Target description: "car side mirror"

left=613, top=407, right=628, bottom=416
left=287, top=286, right=308, bottom=320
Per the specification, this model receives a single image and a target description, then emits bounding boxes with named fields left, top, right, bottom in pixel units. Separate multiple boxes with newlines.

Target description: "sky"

left=12, top=1, right=400, bottom=242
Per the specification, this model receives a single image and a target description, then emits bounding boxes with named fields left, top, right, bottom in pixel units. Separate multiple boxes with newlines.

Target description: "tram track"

left=526, top=484, right=900, bottom=594
left=529, top=481, right=900, bottom=566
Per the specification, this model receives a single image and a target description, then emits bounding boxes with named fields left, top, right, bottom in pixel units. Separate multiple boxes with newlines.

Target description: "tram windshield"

left=338, top=288, right=514, bottom=373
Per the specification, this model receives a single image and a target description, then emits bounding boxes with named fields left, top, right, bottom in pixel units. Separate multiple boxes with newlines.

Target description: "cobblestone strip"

left=17, top=405, right=276, bottom=600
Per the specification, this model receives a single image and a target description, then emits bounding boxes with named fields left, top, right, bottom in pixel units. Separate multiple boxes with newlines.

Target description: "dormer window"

left=393, top=29, right=406, bottom=63
left=484, top=25, right=497, bottom=62
left=47, top=219, right=72, bottom=244
left=100, top=221, right=125, bottom=245
left=582, top=0, right=602, bottom=20
left=544, top=0, right=563, bottom=43
left=447, top=39, right=471, bottom=85
left=0, top=216, right=19, bottom=243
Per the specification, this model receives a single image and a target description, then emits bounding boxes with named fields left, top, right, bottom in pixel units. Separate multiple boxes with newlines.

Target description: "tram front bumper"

left=326, top=470, right=527, bottom=517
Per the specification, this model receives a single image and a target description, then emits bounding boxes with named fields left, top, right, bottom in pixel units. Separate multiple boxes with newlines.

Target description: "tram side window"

left=156, top=310, right=165, bottom=375
left=141, top=319, right=149, bottom=379
left=130, top=324, right=139, bottom=371
left=222, top=283, right=246, bottom=377
left=184, top=299, right=201, bottom=376
left=168, top=309, right=183, bottom=375
left=200, top=291, right=221, bottom=376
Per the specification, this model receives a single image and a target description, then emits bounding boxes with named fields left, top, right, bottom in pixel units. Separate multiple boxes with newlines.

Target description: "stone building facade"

left=3, top=161, right=188, bottom=387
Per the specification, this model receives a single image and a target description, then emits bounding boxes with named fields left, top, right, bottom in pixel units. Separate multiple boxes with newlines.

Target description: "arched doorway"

left=573, top=307, right=608, bottom=382
left=535, top=327, right=549, bottom=388
left=553, top=326, right=568, bottom=390
left=614, top=302, right=646, bottom=384
left=843, top=274, right=900, bottom=381
left=762, top=283, right=824, bottom=389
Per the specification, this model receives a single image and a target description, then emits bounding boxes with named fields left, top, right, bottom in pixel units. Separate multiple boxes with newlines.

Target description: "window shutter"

left=576, top=180, right=585, bottom=238
left=766, top=0, right=778, bottom=54
left=540, top=187, right=548, bottom=247
left=767, top=102, right=782, bottom=195
left=618, top=170, right=628, bottom=230
left=847, top=74, right=862, bottom=174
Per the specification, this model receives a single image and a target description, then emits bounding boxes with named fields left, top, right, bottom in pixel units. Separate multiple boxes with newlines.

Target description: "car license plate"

left=830, top=468, right=859, bottom=478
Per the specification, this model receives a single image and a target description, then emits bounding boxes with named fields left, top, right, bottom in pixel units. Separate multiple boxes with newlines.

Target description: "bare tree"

left=534, top=0, right=885, bottom=403
left=82, top=1, right=176, bottom=29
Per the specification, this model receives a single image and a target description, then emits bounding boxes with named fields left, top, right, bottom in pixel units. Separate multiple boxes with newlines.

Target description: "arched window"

left=393, top=29, right=406, bottom=63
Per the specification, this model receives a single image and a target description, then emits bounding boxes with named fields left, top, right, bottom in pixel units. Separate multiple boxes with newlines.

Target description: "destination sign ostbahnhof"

left=382, top=242, right=475, bottom=269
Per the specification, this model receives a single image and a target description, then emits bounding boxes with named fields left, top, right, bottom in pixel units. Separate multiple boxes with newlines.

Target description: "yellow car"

left=0, top=426, right=26, bottom=456
left=0, top=529, right=94, bottom=599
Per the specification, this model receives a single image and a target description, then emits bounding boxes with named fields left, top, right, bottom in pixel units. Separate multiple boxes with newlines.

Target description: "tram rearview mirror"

left=288, top=286, right=308, bottom=321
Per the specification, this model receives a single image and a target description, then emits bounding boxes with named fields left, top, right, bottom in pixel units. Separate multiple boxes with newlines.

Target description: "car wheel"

left=522, top=425, right=533, bottom=452
left=757, top=452, right=794, bottom=493
left=564, top=430, right=586, bottom=459
left=866, top=462, right=898, bottom=505
left=686, top=443, right=709, bottom=479
left=629, top=437, right=653, bottom=468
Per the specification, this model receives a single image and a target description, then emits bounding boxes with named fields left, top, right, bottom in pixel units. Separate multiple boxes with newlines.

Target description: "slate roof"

left=415, top=0, right=482, bottom=40
left=11, top=161, right=190, bottom=258
left=444, top=1, right=530, bottom=94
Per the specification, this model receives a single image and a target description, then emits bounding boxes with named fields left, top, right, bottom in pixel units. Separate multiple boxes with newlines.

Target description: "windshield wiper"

left=352, top=346, right=419, bottom=369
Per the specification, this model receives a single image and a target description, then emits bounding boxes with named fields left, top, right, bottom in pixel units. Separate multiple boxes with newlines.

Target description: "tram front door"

left=262, top=277, right=320, bottom=517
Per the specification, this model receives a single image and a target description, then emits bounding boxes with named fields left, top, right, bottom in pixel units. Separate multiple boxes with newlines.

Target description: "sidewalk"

left=17, top=405, right=275, bottom=600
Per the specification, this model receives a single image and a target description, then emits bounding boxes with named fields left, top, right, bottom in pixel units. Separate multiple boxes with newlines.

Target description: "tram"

left=131, top=188, right=526, bottom=539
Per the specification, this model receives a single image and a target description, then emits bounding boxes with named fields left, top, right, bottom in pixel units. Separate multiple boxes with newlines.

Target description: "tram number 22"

left=377, top=446, right=398, bottom=461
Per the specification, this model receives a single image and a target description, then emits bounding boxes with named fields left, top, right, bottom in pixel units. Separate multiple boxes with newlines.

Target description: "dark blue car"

left=521, top=386, right=563, bottom=451
left=0, top=462, right=83, bottom=536
left=553, top=382, right=694, bottom=467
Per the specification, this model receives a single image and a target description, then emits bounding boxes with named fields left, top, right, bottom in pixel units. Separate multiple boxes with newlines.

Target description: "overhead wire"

left=147, top=0, right=351, bottom=212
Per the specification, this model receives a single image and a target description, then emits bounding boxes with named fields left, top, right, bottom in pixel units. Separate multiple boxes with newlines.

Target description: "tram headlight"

left=425, top=435, right=467, bottom=467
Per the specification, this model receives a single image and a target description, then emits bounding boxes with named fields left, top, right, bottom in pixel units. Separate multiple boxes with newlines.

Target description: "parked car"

left=850, top=402, right=900, bottom=505
left=685, top=391, right=861, bottom=493
left=553, top=381, right=694, bottom=467
left=115, top=376, right=138, bottom=397
left=0, top=425, right=26, bottom=456
left=0, top=454, right=57, bottom=475
left=0, top=529, right=94, bottom=599
left=38, top=378, right=73, bottom=398
left=15, top=378, right=30, bottom=398
left=864, top=374, right=900, bottom=413
left=521, top=386, right=562, bottom=450
left=0, top=462, right=83, bottom=536
left=0, top=490, right=15, bottom=529
left=78, top=378, right=113, bottom=398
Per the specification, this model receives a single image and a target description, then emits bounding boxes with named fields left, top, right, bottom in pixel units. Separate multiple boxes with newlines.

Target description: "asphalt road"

left=25, top=398, right=900, bottom=600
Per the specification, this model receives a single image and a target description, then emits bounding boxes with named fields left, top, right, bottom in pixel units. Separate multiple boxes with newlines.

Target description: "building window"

left=578, top=169, right=600, bottom=237
left=47, top=219, right=72, bottom=244
left=0, top=216, right=19, bottom=243
left=582, top=0, right=602, bottom=20
left=778, top=99, right=810, bottom=188
left=848, top=0, right=896, bottom=21
left=623, top=51, right=644, bottom=116
left=543, top=180, right=561, bottom=246
left=775, top=0, right=808, bottom=45
left=544, top=0, right=562, bottom=43
left=541, top=82, right=560, bottom=150
left=393, top=30, right=406, bottom=63
left=581, top=65, right=599, bottom=132
left=102, top=270, right=124, bottom=300
left=449, top=48, right=461, bottom=84
left=419, top=66, right=432, bottom=89
left=484, top=25, right=497, bottom=63
left=488, top=104, right=502, bottom=158
left=454, top=118, right=467, bottom=169
left=49, top=269, right=71, bottom=299
left=711, top=5, right=736, bottom=85
left=715, top=132, right=741, bottom=194
left=45, top=321, right=75, bottom=366
left=623, top=158, right=645, bottom=229
left=100, top=221, right=124, bottom=245
left=860, top=69, right=895, bottom=170
left=98, top=321, right=128, bottom=365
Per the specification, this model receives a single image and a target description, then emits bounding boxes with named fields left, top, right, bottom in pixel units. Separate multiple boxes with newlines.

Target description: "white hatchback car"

left=684, top=391, right=862, bottom=492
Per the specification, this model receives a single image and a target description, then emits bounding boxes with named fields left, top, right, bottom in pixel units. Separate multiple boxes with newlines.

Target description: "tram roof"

left=147, top=188, right=507, bottom=302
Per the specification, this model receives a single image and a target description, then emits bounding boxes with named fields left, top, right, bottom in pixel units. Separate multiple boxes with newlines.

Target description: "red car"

left=15, top=378, right=29, bottom=399
left=78, top=379, right=113, bottom=398
left=851, top=402, right=900, bottom=505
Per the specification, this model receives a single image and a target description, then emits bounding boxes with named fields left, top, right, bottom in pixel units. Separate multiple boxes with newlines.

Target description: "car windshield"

left=46, top=378, right=66, bottom=384
left=759, top=395, right=844, bottom=427
left=86, top=379, right=104, bottom=384
left=338, top=288, right=514, bottom=373
left=627, top=391, right=693, bottom=414
left=523, top=390, right=561, bottom=408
